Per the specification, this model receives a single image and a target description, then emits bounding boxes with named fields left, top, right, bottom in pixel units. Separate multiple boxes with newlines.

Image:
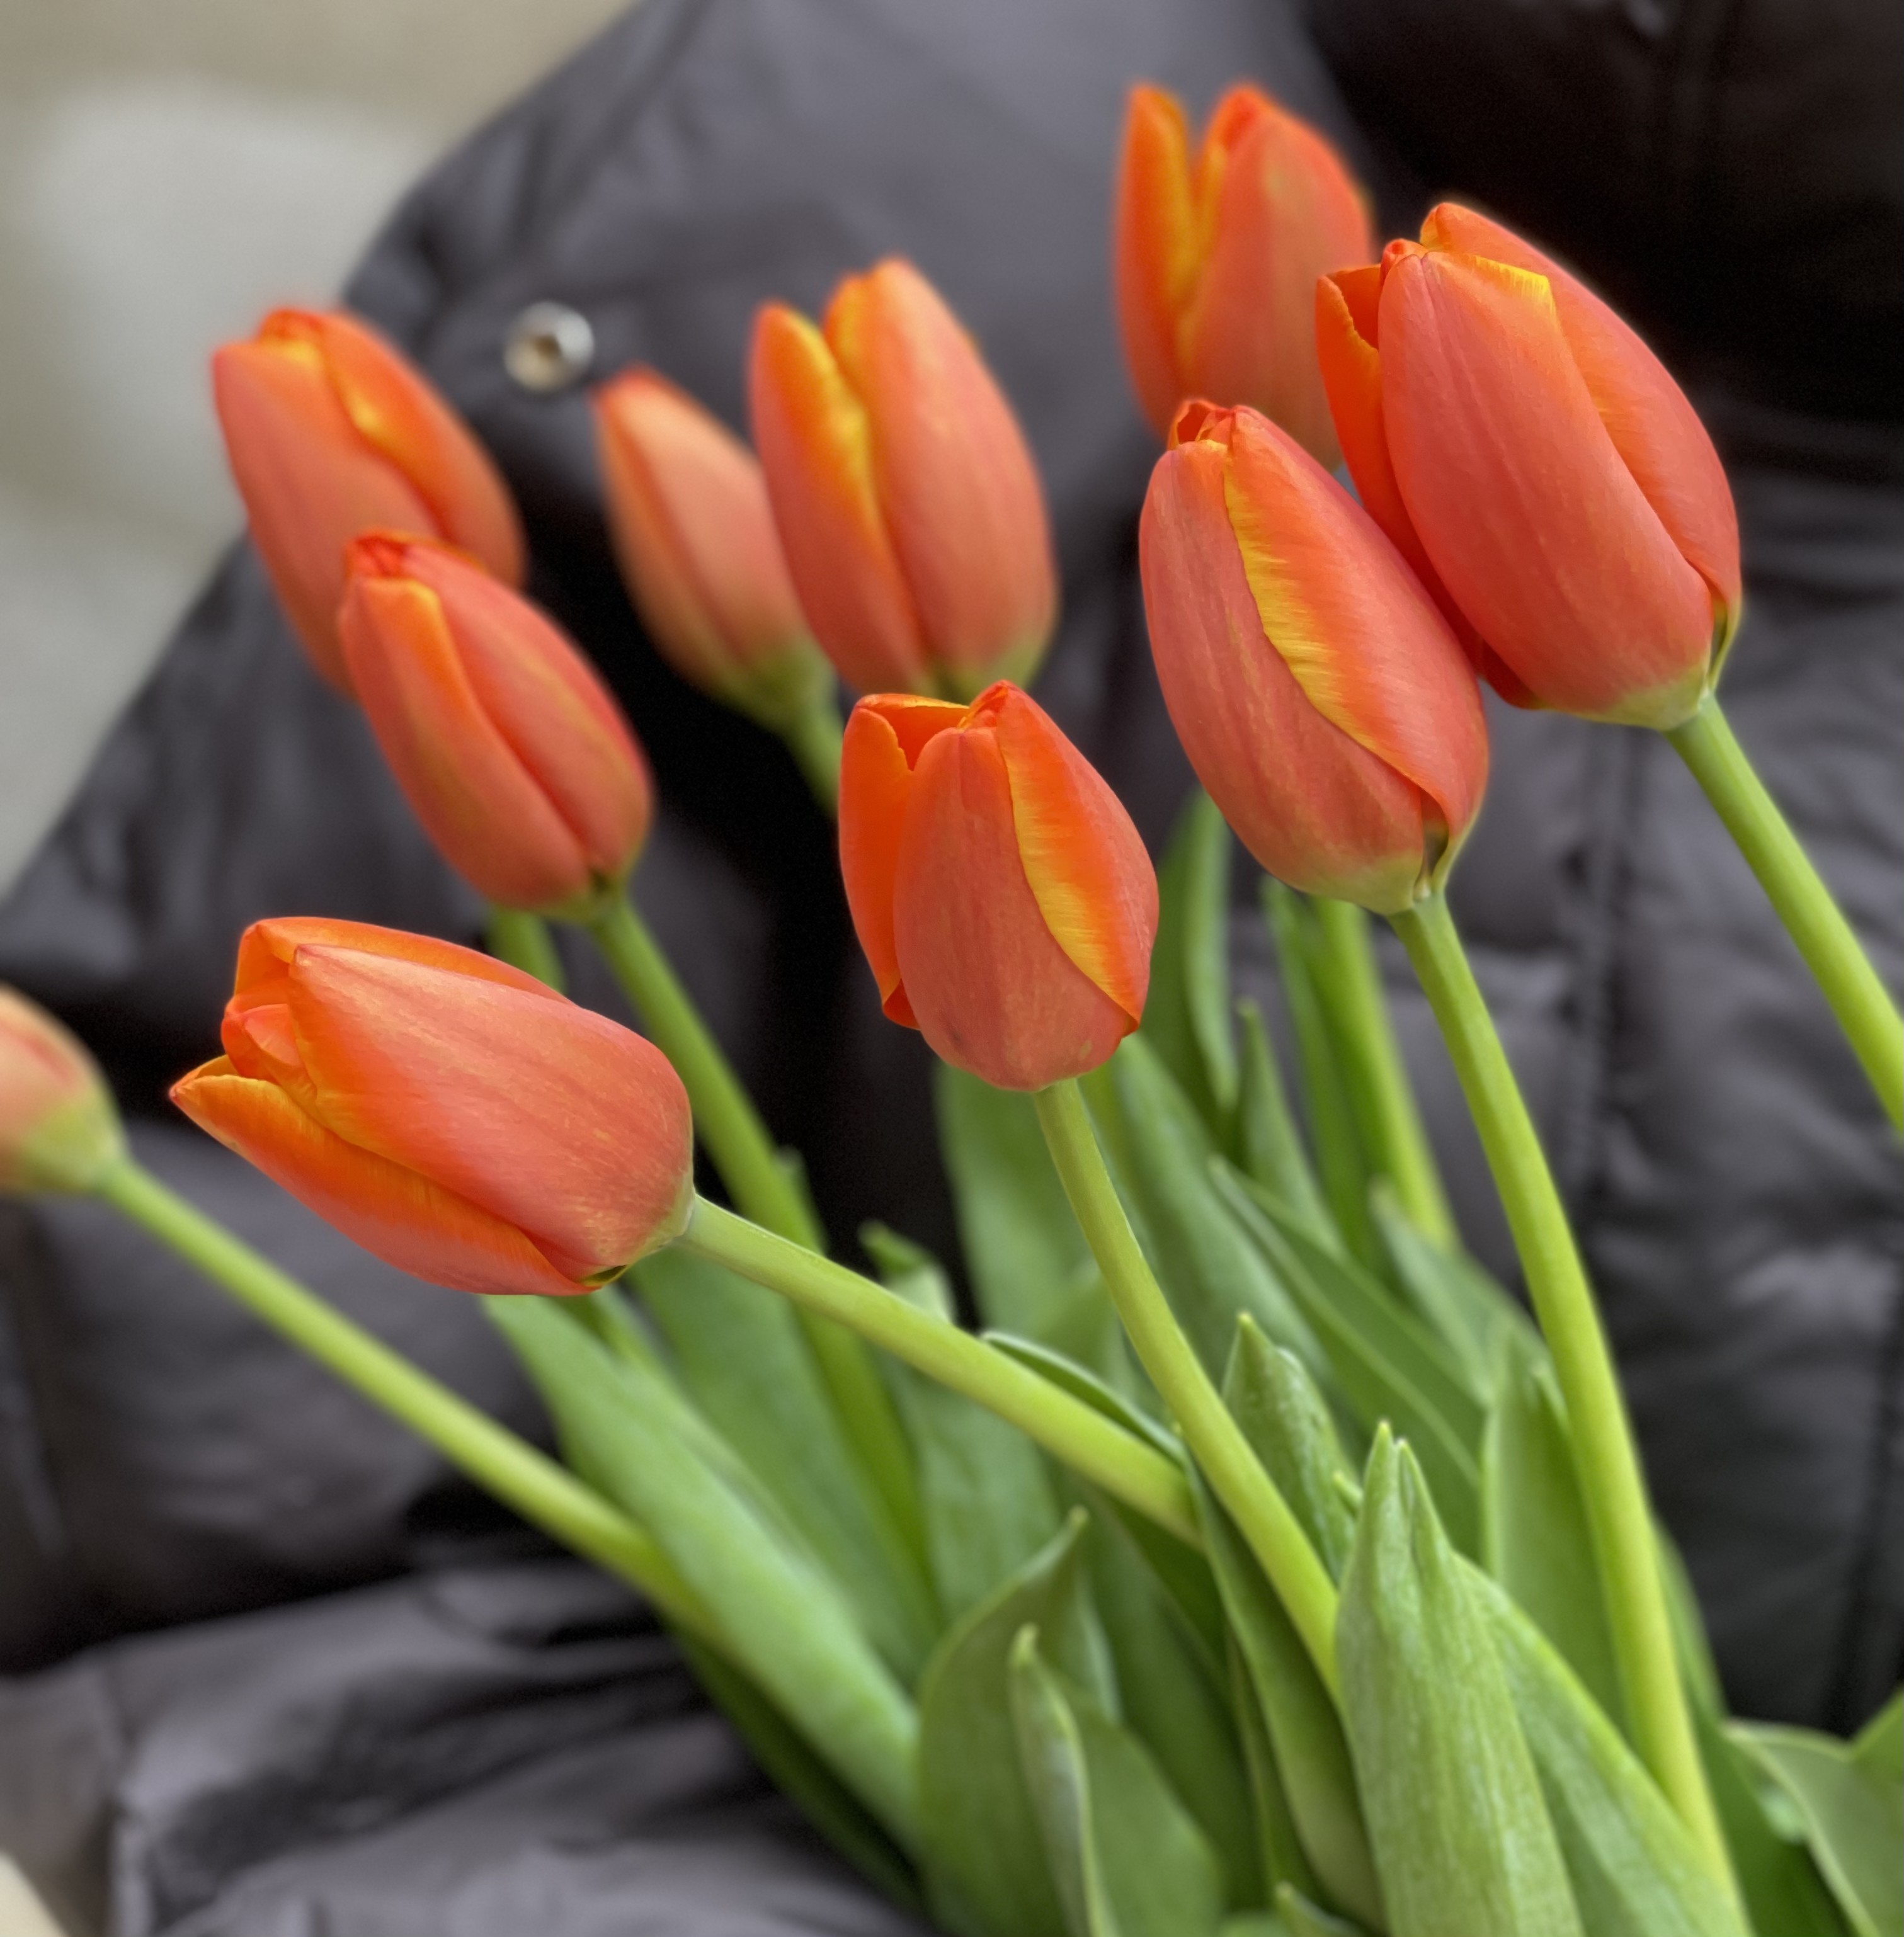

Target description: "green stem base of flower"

left=1668, top=694, right=1903, bottom=1131
left=778, top=682, right=845, bottom=816
left=484, top=904, right=567, bottom=990
left=1031, top=1077, right=1342, bottom=1698
left=93, top=1155, right=716, bottom=1643
left=1389, top=892, right=1735, bottom=1897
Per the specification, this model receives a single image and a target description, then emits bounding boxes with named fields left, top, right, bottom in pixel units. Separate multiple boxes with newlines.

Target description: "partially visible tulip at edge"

left=212, top=308, right=525, bottom=691
left=171, top=919, right=693, bottom=1297
left=1316, top=202, right=1741, bottom=730
left=594, top=368, right=836, bottom=733
left=1140, top=400, right=1488, bottom=916
left=750, top=258, right=1058, bottom=703
left=1115, top=81, right=1372, bottom=462
left=339, top=533, right=653, bottom=918
left=0, top=988, right=125, bottom=1195
left=838, top=681, right=1158, bottom=1091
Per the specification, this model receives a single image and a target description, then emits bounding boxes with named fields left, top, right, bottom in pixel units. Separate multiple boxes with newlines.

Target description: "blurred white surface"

left=0, top=0, right=629, bottom=894
left=0, top=1856, right=67, bottom=1936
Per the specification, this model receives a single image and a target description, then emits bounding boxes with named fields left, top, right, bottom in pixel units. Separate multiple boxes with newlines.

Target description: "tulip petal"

left=750, top=304, right=930, bottom=693
left=975, top=685, right=1156, bottom=1027
left=172, top=1060, right=593, bottom=1297
left=893, top=728, right=1132, bottom=1090
left=1140, top=438, right=1431, bottom=912
left=1382, top=250, right=1716, bottom=726
left=826, top=263, right=1057, bottom=693
left=1420, top=206, right=1739, bottom=635
left=1114, top=84, right=1199, bottom=437
left=234, top=917, right=556, bottom=1004
left=278, top=945, right=693, bottom=1281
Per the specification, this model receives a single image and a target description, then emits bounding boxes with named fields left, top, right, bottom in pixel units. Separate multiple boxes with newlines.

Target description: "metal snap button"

left=504, top=302, right=595, bottom=392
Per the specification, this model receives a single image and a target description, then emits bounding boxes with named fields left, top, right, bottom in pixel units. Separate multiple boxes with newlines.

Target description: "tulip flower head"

left=838, top=683, right=1156, bottom=1091
left=750, top=259, right=1057, bottom=702
left=339, top=534, right=653, bottom=917
left=173, top=919, right=693, bottom=1296
left=594, top=368, right=835, bottom=732
left=1115, top=82, right=1372, bottom=459
left=1316, top=204, right=1741, bottom=729
left=0, top=988, right=125, bottom=1195
left=212, top=309, right=524, bottom=690
left=1140, top=401, right=1488, bottom=914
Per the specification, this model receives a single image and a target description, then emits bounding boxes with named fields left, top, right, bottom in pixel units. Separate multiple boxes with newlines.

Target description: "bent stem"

left=1032, top=1078, right=1342, bottom=1697
left=93, top=1156, right=717, bottom=1645
left=586, top=892, right=922, bottom=1555
left=484, top=904, right=566, bottom=990
left=1389, top=892, right=1735, bottom=1895
left=677, top=1196, right=1201, bottom=1549
left=1668, top=695, right=1903, bottom=1131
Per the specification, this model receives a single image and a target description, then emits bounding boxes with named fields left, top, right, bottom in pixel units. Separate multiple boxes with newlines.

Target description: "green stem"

left=1312, top=897, right=1457, bottom=1247
left=94, top=1156, right=717, bottom=1645
left=778, top=681, right=845, bottom=815
left=586, top=893, right=923, bottom=1557
left=1668, top=695, right=1903, bottom=1131
left=1031, top=1079, right=1342, bottom=1696
left=678, top=1196, right=1200, bottom=1548
left=1389, top=892, right=1736, bottom=1895
left=484, top=904, right=566, bottom=989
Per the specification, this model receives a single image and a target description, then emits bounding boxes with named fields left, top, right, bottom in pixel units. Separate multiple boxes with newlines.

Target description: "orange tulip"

left=1140, top=401, right=1487, bottom=914
left=1316, top=203, right=1741, bottom=729
left=0, top=987, right=124, bottom=1195
left=1114, top=82, right=1372, bottom=458
left=212, top=309, right=525, bottom=690
left=172, top=919, right=693, bottom=1296
left=838, top=682, right=1156, bottom=1091
left=749, top=259, right=1057, bottom=702
left=338, top=535, right=652, bottom=916
left=593, top=368, right=834, bottom=731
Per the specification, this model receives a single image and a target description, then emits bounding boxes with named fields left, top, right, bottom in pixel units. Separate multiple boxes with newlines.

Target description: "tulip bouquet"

left=6, top=82, right=1901, bottom=1937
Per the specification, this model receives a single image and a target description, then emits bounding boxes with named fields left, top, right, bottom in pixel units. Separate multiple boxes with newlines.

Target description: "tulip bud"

left=212, top=309, right=525, bottom=690
left=338, top=534, right=653, bottom=917
left=1316, top=203, right=1741, bottom=729
left=172, top=919, right=693, bottom=1296
left=1139, top=401, right=1488, bottom=914
left=0, top=989, right=125, bottom=1195
left=1114, top=82, right=1372, bottom=459
left=593, top=368, right=835, bottom=734
left=838, top=682, right=1156, bottom=1091
left=749, top=259, right=1057, bottom=702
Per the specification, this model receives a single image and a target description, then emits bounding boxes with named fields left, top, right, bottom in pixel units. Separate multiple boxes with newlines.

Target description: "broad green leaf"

left=1229, top=1633, right=1321, bottom=1902
left=918, top=1513, right=1109, bottom=1937
left=1338, top=1429, right=1582, bottom=1937
left=1010, top=1626, right=1226, bottom=1937
left=634, top=1246, right=939, bottom=1679
left=1223, top=1319, right=1358, bottom=1581
left=1275, top=1883, right=1369, bottom=1935
left=1219, top=1921, right=1285, bottom=1937
left=1854, top=1690, right=1903, bottom=1785
left=937, top=1063, right=1092, bottom=1338
left=1146, top=787, right=1240, bottom=1136
left=1236, top=999, right=1334, bottom=1244
left=863, top=1225, right=1063, bottom=1627
left=1091, top=1036, right=1328, bottom=1385
left=1479, top=1346, right=1623, bottom=1722
left=1472, top=1567, right=1748, bottom=1937
left=1194, top=1476, right=1382, bottom=1927
left=1736, top=1718, right=1903, bottom=1937
left=489, top=1297, right=918, bottom=1844
left=1217, top=1167, right=1481, bottom=1553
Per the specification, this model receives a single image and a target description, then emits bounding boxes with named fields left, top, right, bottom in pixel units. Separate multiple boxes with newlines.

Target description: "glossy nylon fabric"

left=0, top=0, right=1898, bottom=1929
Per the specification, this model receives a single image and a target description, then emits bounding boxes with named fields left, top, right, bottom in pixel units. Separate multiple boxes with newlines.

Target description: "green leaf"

left=1338, top=1429, right=1583, bottom=1937
left=1217, top=1167, right=1481, bottom=1554
left=1193, top=1476, right=1382, bottom=1927
left=1275, top=1883, right=1370, bottom=1935
left=488, top=1297, right=919, bottom=1846
left=1228, top=1633, right=1320, bottom=1904
left=918, top=1512, right=1110, bottom=1937
left=1010, top=1626, right=1226, bottom=1937
left=863, top=1224, right=1064, bottom=1627
left=1471, top=1567, right=1748, bottom=1937
left=1736, top=1718, right=1903, bottom=1937
left=1223, top=1319, right=1358, bottom=1581
left=1854, top=1690, right=1903, bottom=1785
left=634, top=1246, right=940, bottom=1679
left=1479, top=1346, right=1624, bottom=1722
left=1145, top=787, right=1240, bottom=1137
left=1235, top=999, right=1335, bottom=1245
